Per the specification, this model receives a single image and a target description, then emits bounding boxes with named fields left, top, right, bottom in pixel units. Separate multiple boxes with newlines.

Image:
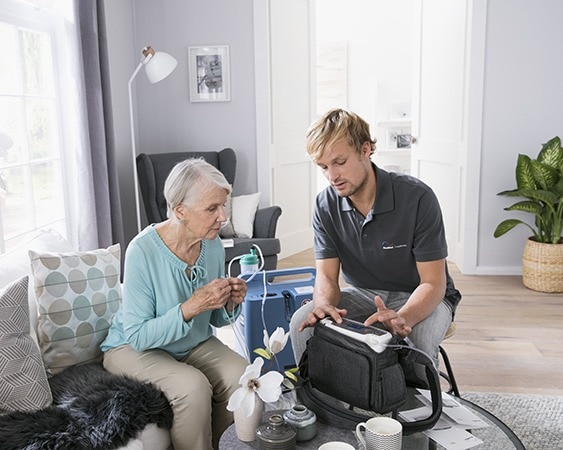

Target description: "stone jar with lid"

left=256, top=413, right=297, bottom=450
left=283, top=404, right=317, bottom=441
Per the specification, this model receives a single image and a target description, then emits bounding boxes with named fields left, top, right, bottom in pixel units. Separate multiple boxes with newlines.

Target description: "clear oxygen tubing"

left=224, top=244, right=267, bottom=363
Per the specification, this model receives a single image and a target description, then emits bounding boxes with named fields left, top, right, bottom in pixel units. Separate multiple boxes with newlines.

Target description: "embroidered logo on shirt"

left=381, top=241, right=407, bottom=250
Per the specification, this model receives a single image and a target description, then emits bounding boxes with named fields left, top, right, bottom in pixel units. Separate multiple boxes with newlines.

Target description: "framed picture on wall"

left=188, top=45, right=231, bottom=102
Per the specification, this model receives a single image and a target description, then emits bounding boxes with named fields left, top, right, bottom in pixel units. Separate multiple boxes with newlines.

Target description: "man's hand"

left=298, top=304, right=348, bottom=332
left=364, top=296, right=412, bottom=338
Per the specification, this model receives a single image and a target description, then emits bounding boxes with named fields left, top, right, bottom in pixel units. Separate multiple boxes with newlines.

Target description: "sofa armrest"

left=253, top=206, right=282, bottom=238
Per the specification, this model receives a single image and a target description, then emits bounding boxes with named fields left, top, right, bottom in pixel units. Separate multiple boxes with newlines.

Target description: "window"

left=0, top=2, right=68, bottom=254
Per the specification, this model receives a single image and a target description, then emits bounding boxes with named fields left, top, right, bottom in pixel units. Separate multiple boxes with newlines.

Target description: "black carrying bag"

left=297, top=322, right=443, bottom=434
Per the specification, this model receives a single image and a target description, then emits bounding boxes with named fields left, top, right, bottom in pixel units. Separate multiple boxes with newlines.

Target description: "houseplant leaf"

left=494, top=219, right=536, bottom=239
left=515, top=154, right=536, bottom=190
left=495, top=136, right=563, bottom=244
left=538, top=136, right=563, bottom=169
left=504, top=201, right=543, bottom=216
left=530, top=160, right=559, bottom=190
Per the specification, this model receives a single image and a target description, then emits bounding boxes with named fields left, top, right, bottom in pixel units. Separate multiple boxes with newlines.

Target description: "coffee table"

left=219, top=396, right=525, bottom=449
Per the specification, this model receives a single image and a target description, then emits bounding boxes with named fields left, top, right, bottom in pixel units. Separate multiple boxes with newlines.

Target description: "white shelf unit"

left=374, top=119, right=412, bottom=174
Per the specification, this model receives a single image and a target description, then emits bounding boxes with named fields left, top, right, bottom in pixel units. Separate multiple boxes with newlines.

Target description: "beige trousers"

left=103, top=336, right=247, bottom=450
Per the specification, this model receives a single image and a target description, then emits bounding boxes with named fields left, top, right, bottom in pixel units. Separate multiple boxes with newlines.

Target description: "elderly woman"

left=101, top=158, right=248, bottom=450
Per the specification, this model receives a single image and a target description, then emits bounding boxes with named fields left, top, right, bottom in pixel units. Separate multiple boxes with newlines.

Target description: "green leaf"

left=520, top=189, right=559, bottom=206
left=284, top=371, right=298, bottom=383
left=504, top=200, right=543, bottom=216
left=530, top=160, right=559, bottom=190
left=497, top=189, right=518, bottom=197
left=538, top=136, right=563, bottom=170
left=253, top=348, right=271, bottom=359
left=515, top=154, right=536, bottom=190
left=553, top=177, right=563, bottom=197
left=494, top=219, right=529, bottom=238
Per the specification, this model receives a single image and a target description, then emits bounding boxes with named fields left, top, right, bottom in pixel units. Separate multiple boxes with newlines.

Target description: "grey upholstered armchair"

left=136, top=148, right=282, bottom=275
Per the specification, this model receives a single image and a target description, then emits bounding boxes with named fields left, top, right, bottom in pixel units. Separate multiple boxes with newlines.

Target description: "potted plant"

left=494, top=136, right=563, bottom=292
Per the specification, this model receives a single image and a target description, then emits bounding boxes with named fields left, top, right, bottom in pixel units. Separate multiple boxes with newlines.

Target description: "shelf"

left=377, top=149, right=411, bottom=156
left=377, top=119, right=411, bottom=129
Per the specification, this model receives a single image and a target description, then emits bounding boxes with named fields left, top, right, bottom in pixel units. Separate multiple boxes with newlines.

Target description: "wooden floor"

left=220, top=248, right=563, bottom=396
left=440, top=264, right=563, bottom=396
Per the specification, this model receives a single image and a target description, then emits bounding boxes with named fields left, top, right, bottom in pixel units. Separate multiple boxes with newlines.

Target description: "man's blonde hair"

left=305, top=109, right=376, bottom=161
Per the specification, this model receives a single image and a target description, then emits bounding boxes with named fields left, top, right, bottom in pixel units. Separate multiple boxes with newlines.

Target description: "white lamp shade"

left=144, top=51, right=178, bottom=84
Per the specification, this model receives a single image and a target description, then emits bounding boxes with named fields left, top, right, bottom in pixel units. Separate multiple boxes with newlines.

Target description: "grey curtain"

left=74, top=0, right=124, bottom=251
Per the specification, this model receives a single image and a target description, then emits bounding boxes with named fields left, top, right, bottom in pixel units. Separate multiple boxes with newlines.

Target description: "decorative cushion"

left=29, top=244, right=122, bottom=375
left=231, top=192, right=261, bottom=238
left=0, top=229, right=75, bottom=337
left=0, top=276, right=52, bottom=414
left=220, top=196, right=236, bottom=238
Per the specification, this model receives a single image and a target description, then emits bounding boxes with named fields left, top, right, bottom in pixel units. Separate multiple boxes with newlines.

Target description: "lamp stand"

left=128, top=61, right=145, bottom=234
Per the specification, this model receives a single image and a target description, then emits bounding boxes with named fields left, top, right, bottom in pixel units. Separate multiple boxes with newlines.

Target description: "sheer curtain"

left=64, top=0, right=124, bottom=251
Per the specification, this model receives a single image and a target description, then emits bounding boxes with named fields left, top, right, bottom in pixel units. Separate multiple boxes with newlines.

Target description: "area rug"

left=463, top=392, right=563, bottom=450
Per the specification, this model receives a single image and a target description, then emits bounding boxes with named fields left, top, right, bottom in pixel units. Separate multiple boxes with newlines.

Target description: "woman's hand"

left=180, top=278, right=238, bottom=320
left=225, top=277, right=247, bottom=311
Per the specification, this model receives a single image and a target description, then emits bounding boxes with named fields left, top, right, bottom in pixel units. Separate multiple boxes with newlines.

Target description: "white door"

left=410, top=0, right=470, bottom=266
left=254, top=0, right=316, bottom=259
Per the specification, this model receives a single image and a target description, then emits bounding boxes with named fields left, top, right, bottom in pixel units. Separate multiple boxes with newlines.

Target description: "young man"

left=289, top=109, right=461, bottom=369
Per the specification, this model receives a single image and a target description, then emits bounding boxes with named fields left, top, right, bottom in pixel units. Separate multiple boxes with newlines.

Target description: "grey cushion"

left=0, top=276, right=52, bottom=413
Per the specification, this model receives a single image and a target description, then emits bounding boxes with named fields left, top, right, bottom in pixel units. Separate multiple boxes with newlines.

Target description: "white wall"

left=477, top=0, right=563, bottom=273
left=104, top=0, right=563, bottom=274
left=316, top=0, right=413, bottom=128
left=104, top=0, right=259, bottom=246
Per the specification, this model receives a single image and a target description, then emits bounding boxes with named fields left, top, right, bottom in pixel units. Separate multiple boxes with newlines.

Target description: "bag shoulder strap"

left=297, top=340, right=443, bottom=434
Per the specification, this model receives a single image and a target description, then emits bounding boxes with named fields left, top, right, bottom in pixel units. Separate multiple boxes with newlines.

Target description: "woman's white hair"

left=163, top=158, right=232, bottom=221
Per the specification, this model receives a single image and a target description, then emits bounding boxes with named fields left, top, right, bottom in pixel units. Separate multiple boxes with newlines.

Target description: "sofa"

left=0, top=229, right=172, bottom=449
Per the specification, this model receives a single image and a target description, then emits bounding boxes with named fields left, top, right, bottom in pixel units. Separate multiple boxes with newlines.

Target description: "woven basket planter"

left=522, top=238, right=563, bottom=293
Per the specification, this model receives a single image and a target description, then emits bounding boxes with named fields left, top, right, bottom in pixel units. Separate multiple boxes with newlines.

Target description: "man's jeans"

left=289, top=286, right=453, bottom=369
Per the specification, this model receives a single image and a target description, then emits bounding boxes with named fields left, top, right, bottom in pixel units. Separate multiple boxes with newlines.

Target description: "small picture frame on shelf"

left=188, top=45, right=231, bottom=102
left=386, top=130, right=398, bottom=149
left=397, top=134, right=412, bottom=149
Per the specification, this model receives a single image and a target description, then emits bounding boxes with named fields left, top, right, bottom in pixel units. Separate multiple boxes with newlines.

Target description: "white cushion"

left=231, top=192, right=261, bottom=238
left=219, top=195, right=236, bottom=238
left=29, top=244, right=122, bottom=375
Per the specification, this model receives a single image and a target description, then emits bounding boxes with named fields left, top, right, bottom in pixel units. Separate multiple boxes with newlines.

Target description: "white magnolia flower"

left=227, top=357, right=284, bottom=417
left=263, top=327, right=290, bottom=355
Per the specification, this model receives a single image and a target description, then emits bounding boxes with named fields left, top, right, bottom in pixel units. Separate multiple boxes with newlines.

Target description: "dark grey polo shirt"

left=313, top=165, right=460, bottom=309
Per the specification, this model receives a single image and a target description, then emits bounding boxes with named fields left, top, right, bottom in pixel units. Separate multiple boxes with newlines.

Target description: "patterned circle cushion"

left=29, top=244, right=121, bottom=375
left=0, top=276, right=52, bottom=413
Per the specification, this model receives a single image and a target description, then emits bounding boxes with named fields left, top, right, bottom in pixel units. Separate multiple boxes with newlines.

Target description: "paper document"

left=398, top=390, right=490, bottom=450
left=417, top=390, right=489, bottom=428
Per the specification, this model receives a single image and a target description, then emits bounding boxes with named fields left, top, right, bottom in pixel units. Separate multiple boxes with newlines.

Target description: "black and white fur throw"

left=0, top=362, right=173, bottom=450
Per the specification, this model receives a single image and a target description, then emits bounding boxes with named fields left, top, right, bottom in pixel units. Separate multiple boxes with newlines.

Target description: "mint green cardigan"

left=101, top=226, right=240, bottom=359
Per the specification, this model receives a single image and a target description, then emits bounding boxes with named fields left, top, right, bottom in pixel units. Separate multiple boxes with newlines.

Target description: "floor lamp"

left=128, top=46, right=177, bottom=233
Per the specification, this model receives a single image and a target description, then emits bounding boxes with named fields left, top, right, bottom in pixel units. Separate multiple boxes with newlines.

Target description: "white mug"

left=355, top=416, right=402, bottom=450
left=318, top=442, right=355, bottom=450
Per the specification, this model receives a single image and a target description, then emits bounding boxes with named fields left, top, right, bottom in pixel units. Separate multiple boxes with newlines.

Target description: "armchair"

left=136, top=149, right=282, bottom=275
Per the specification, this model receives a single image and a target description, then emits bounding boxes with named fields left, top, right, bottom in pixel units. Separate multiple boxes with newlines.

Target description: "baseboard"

left=472, top=266, right=522, bottom=276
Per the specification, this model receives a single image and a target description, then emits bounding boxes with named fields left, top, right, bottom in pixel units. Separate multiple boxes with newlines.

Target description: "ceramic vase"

left=233, top=396, right=264, bottom=442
